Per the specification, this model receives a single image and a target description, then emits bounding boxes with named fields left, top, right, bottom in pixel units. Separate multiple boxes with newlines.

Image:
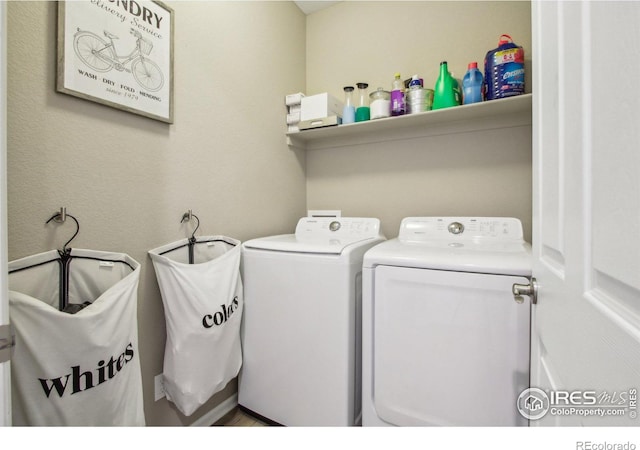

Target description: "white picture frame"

left=56, top=0, right=174, bottom=124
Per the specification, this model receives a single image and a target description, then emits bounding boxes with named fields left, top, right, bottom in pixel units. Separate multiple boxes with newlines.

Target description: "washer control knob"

left=329, top=221, right=341, bottom=232
left=448, top=222, right=464, bottom=235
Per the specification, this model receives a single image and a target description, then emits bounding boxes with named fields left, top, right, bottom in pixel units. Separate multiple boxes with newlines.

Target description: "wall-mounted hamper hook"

left=50, top=207, right=67, bottom=223
left=180, top=210, right=201, bottom=265
left=45, top=207, right=80, bottom=254
left=180, top=210, right=200, bottom=242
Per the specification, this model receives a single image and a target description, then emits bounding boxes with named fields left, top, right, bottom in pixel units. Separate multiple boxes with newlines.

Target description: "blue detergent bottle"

left=484, top=34, right=525, bottom=100
left=462, top=62, right=484, bottom=104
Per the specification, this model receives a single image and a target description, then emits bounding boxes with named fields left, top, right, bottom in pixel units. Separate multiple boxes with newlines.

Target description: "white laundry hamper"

left=148, top=236, right=243, bottom=416
left=8, top=248, right=145, bottom=426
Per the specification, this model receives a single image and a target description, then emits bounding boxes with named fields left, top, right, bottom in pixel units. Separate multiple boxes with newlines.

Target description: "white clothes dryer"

left=239, top=217, right=385, bottom=426
left=362, top=217, right=531, bottom=426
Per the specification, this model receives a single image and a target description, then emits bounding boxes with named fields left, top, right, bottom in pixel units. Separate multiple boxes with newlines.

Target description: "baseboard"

left=190, top=394, right=238, bottom=427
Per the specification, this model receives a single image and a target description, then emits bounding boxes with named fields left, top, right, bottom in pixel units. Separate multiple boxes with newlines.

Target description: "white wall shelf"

left=286, top=93, right=532, bottom=150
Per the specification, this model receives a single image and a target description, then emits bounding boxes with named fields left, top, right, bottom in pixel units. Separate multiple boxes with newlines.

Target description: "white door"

left=530, top=0, right=640, bottom=426
left=0, top=0, right=11, bottom=427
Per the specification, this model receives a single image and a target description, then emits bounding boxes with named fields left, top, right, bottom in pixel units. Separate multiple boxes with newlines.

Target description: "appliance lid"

left=364, top=217, right=531, bottom=275
left=244, top=217, right=382, bottom=254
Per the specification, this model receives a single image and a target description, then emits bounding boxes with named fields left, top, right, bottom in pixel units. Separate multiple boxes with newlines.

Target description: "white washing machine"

left=239, top=216, right=385, bottom=426
left=362, top=217, right=531, bottom=426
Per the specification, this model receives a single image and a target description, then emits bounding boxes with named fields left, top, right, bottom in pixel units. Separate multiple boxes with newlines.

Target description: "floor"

left=214, top=407, right=269, bottom=427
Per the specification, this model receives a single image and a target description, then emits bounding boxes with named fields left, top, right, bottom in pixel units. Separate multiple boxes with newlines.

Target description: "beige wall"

left=7, top=1, right=306, bottom=426
left=306, top=1, right=533, bottom=240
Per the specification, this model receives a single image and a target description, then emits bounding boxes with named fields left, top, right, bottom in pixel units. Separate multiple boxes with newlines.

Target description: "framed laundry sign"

left=56, top=0, right=174, bottom=124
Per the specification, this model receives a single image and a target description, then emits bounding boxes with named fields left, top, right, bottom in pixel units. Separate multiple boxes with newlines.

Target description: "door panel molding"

left=533, top=0, right=640, bottom=427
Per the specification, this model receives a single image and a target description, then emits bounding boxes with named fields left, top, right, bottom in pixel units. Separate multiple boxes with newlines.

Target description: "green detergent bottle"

left=432, top=61, right=461, bottom=110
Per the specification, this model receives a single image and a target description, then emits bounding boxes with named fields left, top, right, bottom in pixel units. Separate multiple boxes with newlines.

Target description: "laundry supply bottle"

left=355, top=82, right=370, bottom=122
left=408, top=75, right=422, bottom=90
left=432, top=61, right=461, bottom=110
left=462, top=62, right=484, bottom=104
left=342, top=86, right=356, bottom=124
left=406, top=75, right=425, bottom=114
left=484, top=34, right=525, bottom=100
left=391, top=73, right=405, bottom=116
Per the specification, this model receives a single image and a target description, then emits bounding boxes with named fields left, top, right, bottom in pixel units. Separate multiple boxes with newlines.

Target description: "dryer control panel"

left=399, top=217, right=524, bottom=242
left=295, top=217, right=381, bottom=240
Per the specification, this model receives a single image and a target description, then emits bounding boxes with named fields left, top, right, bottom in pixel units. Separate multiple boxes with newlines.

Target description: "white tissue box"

left=301, top=93, right=343, bottom=121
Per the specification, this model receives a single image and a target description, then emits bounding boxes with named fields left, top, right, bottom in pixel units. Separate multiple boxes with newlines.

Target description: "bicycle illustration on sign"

left=73, top=27, right=164, bottom=93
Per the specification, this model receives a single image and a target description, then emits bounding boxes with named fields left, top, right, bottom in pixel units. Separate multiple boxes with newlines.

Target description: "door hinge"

left=0, top=324, right=16, bottom=363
